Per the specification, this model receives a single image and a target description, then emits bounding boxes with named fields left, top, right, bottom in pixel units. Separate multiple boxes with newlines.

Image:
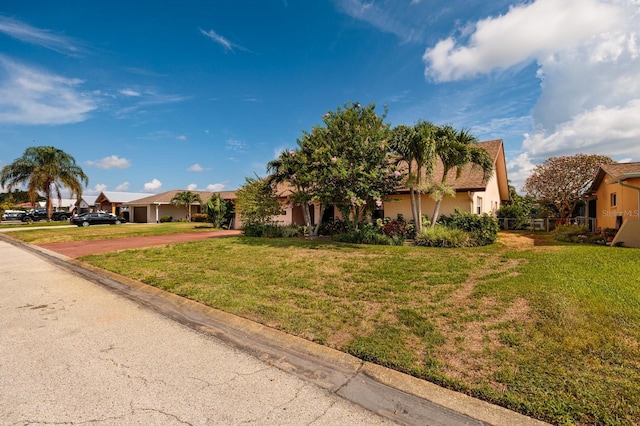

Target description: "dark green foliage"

left=438, top=210, right=498, bottom=246
left=333, top=223, right=404, bottom=245
left=159, top=215, right=173, bottom=223
left=236, top=176, right=284, bottom=226
left=318, top=219, right=348, bottom=236
left=242, top=223, right=303, bottom=238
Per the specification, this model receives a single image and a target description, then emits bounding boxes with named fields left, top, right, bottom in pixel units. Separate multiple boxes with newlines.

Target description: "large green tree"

left=170, top=191, right=202, bottom=221
left=0, top=146, right=88, bottom=220
left=523, top=154, right=614, bottom=219
left=430, top=126, right=494, bottom=227
left=267, top=102, right=401, bottom=234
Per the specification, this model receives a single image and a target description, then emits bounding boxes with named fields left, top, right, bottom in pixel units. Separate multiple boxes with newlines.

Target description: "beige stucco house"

left=124, top=190, right=236, bottom=224
left=586, top=162, right=640, bottom=247
left=265, top=139, right=510, bottom=227
left=384, top=139, right=509, bottom=222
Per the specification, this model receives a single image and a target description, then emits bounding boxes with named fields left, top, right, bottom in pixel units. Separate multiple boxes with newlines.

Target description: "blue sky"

left=1, top=0, right=638, bottom=196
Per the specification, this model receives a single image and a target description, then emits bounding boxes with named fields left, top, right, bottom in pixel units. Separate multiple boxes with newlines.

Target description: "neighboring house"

left=586, top=162, right=640, bottom=248
left=269, top=139, right=510, bottom=227
left=124, top=190, right=237, bottom=225
left=95, top=191, right=154, bottom=219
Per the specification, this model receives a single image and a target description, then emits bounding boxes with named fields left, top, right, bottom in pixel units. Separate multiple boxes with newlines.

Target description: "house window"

left=611, top=193, right=617, bottom=207
left=476, top=197, right=483, bottom=214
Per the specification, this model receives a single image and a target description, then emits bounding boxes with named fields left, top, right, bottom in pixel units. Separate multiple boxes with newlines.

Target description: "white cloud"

left=143, top=178, right=162, bottom=192
left=423, top=0, right=640, bottom=191
left=187, top=163, right=204, bottom=172
left=206, top=183, right=225, bottom=192
left=200, top=28, right=247, bottom=53
left=177, top=135, right=187, bottom=141
left=187, top=183, right=198, bottom=191
left=423, top=0, right=625, bottom=82
left=0, top=57, right=97, bottom=125
left=226, top=139, right=247, bottom=152
left=115, top=182, right=130, bottom=191
left=85, top=183, right=108, bottom=195
left=119, top=88, right=141, bottom=97
left=0, top=16, right=83, bottom=55
left=86, top=155, right=131, bottom=169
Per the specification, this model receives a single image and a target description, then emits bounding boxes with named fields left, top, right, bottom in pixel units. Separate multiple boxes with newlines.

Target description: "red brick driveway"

left=37, top=229, right=242, bottom=258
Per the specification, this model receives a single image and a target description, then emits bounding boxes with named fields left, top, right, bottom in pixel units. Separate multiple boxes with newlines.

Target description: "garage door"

left=133, top=206, right=147, bottom=223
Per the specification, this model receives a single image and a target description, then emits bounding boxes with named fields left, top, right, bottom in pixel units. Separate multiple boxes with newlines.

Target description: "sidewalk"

left=0, top=234, right=548, bottom=425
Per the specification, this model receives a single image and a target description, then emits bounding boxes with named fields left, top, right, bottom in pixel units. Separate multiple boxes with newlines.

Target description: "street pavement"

left=0, top=233, right=549, bottom=426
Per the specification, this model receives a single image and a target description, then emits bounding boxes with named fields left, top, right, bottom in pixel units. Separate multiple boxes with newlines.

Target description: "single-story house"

left=95, top=191, right=154, bottom=219
left=586, top=162, right=640, bottom=248
left=267, top=139, right=510, bottom=227
left=123, top=190, right=237, bottom=225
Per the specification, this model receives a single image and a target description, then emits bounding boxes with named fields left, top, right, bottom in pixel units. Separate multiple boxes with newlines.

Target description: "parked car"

left=71, top=212, right=126, bottom=227
left=21, top=208, right=48, bottom=223
left=1, top=210, right=27, bottom=221
left=51, top=211, right=72, bottom=221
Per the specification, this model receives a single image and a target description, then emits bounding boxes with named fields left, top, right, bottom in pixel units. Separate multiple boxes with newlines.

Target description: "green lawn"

left=11, top=227, right=640, bottom=425
left=3, top=221, right=215, bottom=243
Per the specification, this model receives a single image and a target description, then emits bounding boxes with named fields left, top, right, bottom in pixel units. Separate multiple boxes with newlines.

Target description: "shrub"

left=552, top=224, right=591, bottom=243
left=438, top=210, right=498, bottom=246
left=318, top=219, right=348, bottom=236
left=191, top=213, right=208, bottom=222
left=414, top=226, right=473, bottom=248
left=381, top=217, right=415, bottom=239
left=333, top=223, right=403, bottom=245
left=241, top=223, right=304, bottom=238
left=159, top=215, right=173, bottom=223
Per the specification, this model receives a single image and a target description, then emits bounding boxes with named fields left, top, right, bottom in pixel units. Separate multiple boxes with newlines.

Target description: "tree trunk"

left=313, top=204, right=326, bottom=236
left=431, top=199, right=442, bottom=228
left=302, top=202, right=313, bottom=236
left=416, top=190, right=423, bottom=233
left=409, top=188, right=418, bottom=230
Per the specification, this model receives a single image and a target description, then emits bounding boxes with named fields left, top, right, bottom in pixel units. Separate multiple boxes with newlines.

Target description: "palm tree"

left=1, top=146, right=88, bottom=220
left=430, top=126, right=494, bottom=227
left=389, top=121, right=436, bottom=233
left=170, top=191, right=202, bottom=221
left=206, top=193, right=227, bottom=228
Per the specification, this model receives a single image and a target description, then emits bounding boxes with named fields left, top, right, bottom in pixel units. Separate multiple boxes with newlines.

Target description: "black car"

left=71, top=212, right=126, bottom=227
left=51, top=211, right=72, bottom=221
left=21, top=208, right=48, bottom=222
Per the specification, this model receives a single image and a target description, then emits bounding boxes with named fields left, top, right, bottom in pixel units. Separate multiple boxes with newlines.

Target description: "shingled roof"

left=589, top=162, right=640, bottom=192
left=124, top=189, right=236, bottom=205
left=396, top=139, right=506, bottom=192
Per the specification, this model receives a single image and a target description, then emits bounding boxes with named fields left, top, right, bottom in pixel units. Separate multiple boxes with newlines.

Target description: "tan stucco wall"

left=594, top=177, right=640, bottom=230
left=612, top=219, right=640, bottom=248
left=383, top=193, right=474, bottom=222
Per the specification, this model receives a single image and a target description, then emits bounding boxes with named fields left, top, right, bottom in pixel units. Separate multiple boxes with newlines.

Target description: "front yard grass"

left=3, top=222, right=215, bottom=244
left=15, top=228, right=640, bottom=425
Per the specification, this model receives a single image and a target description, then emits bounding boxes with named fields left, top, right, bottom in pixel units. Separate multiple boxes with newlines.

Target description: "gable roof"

left=95, top=191, right=155, bottom=204
left=588, top=162, right=640, bottom=192
left=396, top=139, right=509, bottom=197
left=124, top=189, right=236, bottom=205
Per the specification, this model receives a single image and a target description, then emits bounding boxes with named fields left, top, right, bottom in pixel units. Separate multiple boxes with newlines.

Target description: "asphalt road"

left=0, top=240, right=395, bottom=425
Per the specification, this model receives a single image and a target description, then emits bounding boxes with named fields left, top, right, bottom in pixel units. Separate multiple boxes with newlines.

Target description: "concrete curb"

left=1, top=233, right=549, bottom=426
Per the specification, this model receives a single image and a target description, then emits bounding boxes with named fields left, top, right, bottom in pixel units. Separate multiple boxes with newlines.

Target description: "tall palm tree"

left=170, top=191, right=202, bottom=221
left=1, top=146, right=88, bottom=220
left=430, top=126, right=494, bottom=227
left=389, top=121, right=436, bottom=233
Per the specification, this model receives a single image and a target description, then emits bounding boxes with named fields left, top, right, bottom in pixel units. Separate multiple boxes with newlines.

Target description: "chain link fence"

left=498, top=217, right=597, bottom=232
